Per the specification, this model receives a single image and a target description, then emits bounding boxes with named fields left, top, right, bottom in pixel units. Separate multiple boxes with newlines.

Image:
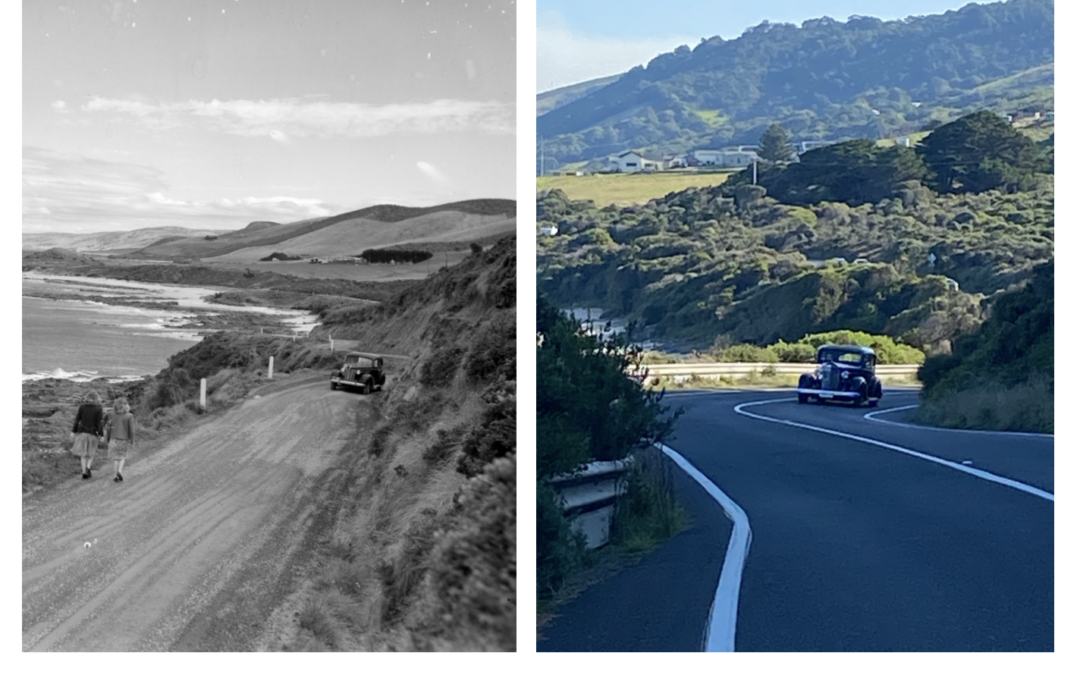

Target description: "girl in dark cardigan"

left=70, top=391, right=104, bottom=479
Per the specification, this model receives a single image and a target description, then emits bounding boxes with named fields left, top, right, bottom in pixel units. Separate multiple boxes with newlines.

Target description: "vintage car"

left=796, top=344, right=883, bottom=407
left=330, top=352, right=386, bottom=394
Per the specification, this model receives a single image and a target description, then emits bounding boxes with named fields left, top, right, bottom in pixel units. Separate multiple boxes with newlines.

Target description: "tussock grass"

left=916, top=375, right=1053, bottom=433
left=611, top=446, right=687, bottom=553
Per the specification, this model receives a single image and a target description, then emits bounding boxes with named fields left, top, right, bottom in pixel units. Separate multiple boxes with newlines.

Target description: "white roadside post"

left=329, top=333, right=334, bottom=352
left=200, top=378, right=207, bottom=411
left=268, top=356, right=274, bottom=380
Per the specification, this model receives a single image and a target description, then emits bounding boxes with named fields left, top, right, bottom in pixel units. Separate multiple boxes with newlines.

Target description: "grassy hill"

left=22, top=227, right=230, bottom=252
left=206, top=213, right=515, bottom=263
left=127, top=199, right=517, bottom=261
left=537, top=74, right=621, bottom=117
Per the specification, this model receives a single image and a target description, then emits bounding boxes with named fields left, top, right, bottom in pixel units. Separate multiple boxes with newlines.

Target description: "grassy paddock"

left=915, top=376, right=1053, bottom=433
left=537, top=171, right=735, bottom=207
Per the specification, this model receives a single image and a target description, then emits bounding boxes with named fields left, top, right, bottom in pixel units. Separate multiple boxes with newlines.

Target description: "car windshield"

left=819, top=350, right=871, bottom=366
left=345, top=355, right=375, bottom=368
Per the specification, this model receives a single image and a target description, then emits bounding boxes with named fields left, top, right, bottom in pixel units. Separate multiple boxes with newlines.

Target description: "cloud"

left=416, top=161, right=449, bottom=185
left=537, top=24, right=699, bottom=92
left=51, top=100, right=68, bottom=112
left=22, top=146, right=335, bottom=233
left=80, top=97, right=515, bottom=138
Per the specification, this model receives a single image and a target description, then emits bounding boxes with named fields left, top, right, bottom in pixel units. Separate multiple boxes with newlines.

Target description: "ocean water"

left=22, top=273, right=318, bottom=382
left=22, top=295, right=202, bottom=381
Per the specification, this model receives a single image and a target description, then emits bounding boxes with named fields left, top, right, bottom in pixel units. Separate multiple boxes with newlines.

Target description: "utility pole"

left=752, top=158, right=758, bottom=185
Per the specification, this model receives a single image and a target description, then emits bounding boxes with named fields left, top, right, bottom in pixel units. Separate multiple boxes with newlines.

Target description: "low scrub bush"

left=464, top=311, right=516, bottom=384
left=420, top=345, right=465, bottom=388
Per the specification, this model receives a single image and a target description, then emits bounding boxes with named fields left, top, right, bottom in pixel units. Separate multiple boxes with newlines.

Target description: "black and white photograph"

left=21, top=0, right=516, bottom=651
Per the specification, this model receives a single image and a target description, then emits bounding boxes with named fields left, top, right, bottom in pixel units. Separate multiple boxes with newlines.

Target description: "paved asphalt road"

left=539, top=388, right=1054, bottom=652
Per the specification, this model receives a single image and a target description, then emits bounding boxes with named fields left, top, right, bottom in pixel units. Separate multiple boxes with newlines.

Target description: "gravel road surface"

left=23, top=375, right=363, bottom=651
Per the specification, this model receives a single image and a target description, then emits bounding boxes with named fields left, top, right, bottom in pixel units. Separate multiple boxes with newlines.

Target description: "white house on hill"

left=691, top=148, right=758, bottom=168
left=607, top=151, right=658, bottom=173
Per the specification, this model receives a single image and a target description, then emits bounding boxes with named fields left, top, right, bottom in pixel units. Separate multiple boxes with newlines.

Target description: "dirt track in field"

left=22, top=374, right=367, bottom=651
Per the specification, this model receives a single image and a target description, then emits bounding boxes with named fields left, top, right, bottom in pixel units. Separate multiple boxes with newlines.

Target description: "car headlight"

left=840, top=371, right=849, bottom=379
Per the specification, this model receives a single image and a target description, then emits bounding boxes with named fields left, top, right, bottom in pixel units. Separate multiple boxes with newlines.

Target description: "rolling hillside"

left=106, top=199, right=515, bottom=261
left=537, top=0, right=1053, bottom=165
left=536, top=74, right=621, bottom=117
left=206, top=213, right=515, bottom=263
left=22, top=227, right=230, bottom=252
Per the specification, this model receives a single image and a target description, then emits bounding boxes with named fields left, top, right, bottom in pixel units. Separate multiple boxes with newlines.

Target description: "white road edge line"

left=735, top=399, right=1053, bottom=502
left=657, top=443, right=752, bottom=652
left=864, top=404, right=1055, bottom=438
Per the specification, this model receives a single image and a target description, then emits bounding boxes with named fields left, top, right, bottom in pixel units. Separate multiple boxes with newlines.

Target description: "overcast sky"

left=23, top=0, right=516, bottom=234
left=537, top=0, right=985, bottom=93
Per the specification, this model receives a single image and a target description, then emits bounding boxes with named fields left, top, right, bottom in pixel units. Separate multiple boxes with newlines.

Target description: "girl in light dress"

left=105, top=397, right=137, bottom=482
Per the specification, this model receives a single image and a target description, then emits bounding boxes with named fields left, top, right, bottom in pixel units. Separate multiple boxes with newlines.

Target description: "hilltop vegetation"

left=538, top=0, right=1053, bottom=165
left=537, top=118, right=1053, bottom=353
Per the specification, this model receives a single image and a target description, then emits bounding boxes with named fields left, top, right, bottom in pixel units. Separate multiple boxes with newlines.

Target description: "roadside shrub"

left=611, top=446, right=686, bottom=551
left=146, top=367, right=197, bottom=410
left=720, top=343, right=778, bottom=363
left=457, top=397, right=516, bottom=477
left=536, top=479, right=587, bottom=600
left=464, top=311, right=516, bottom=384
left=424, top=455, right=516, bottom=650
left=420, top=346, right=465, bottom=387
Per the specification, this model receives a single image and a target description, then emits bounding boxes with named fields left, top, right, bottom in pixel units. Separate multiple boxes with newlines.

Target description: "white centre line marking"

left=658, top=443, right=752, bottom=652
left=734, top=398, right=1054, bottom=502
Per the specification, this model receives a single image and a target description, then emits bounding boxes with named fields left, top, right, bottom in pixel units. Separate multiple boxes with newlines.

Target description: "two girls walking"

left=70, top=392, right=136, bottom=482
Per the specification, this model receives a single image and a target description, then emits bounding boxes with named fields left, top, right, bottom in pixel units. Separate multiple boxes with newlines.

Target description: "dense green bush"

left=918, top=258, right=1053, bottom=428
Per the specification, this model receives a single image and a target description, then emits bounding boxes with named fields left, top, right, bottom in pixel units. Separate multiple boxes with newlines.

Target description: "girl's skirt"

left=108, top=439, right=134, bottom=460
left=70, top=432, right=98, bottom=459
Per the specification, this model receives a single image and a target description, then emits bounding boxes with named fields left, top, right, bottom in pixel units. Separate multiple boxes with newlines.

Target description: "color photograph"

left=536, top=0, right=1054, bottom=652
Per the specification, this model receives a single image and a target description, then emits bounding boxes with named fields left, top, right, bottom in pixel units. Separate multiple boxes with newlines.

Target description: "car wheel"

left=361, top=380, right=371, bottom=395
left=330, top=380, right=337, bottom=390
left=867, top=399, right=879, bottom=408
left=853, top=383, right=868, bottom=407
left=798, top=393, right=808, bottom=404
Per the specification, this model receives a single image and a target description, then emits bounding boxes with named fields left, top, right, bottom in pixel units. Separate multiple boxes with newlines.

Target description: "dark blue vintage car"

left=796, top=344, right=883, bottom=407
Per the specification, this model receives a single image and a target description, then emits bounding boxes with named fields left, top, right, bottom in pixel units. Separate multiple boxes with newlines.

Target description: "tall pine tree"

left=758, top=123, right=795, bottom=163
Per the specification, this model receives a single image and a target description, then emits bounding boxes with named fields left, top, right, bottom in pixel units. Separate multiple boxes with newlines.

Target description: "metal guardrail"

left=548, top=459, right=631, bottom=549
left=632, top=362, right=920, bottom=378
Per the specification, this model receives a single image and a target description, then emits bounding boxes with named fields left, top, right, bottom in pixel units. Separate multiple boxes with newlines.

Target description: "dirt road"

left=23, top=375, right=365, bottom=651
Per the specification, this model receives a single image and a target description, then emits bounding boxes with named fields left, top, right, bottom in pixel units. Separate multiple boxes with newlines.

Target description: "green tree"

left=758, top=123, right=795, bottom=163
left=917, top=110, right=1048, bottom=193
left=536, top=294, right=677, bottom=478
